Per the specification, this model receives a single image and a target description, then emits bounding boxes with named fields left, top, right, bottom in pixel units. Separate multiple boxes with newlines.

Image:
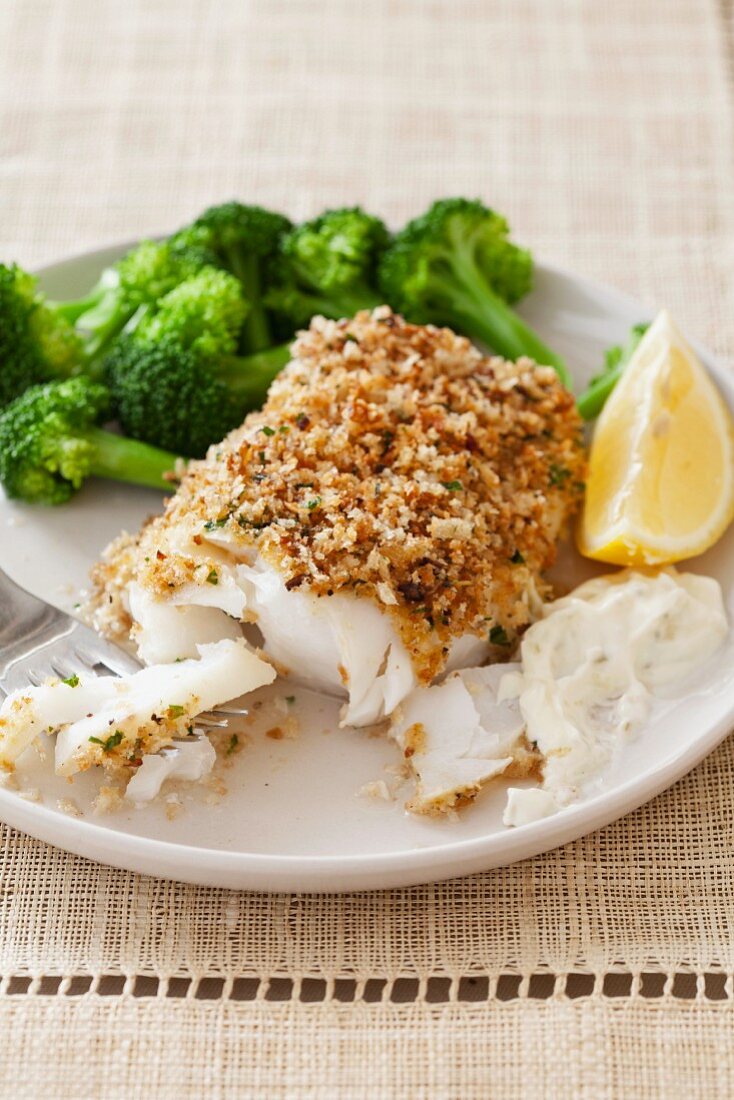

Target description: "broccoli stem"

left=576, top=370, right=620, bottom=420
left=576, top=323, right=648, bottom=420
left=231, top=251, right=272, bottom=353
left=53, top=288, right=106, bottom=324
left=296, top=285, right=382, bottom=322
left=84, top=426, right=177, bottom=490
left=456, top=293, right=572, bottom=388
left=52, top=268, right=121, bottom=324
left=330, top=287, right=383, bottom=318
left=442, top=268, right=572, bottom=390
left=76, top=293, right=138, bottom=362
left=217, top=343, right=292, bottom=405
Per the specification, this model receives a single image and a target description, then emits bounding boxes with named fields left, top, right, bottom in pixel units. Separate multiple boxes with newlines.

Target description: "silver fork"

left=0, top=568, right=245, bottom=729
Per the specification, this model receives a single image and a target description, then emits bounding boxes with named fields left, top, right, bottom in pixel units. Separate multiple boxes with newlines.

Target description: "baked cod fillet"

left=90, top=308, right=585, bottom=764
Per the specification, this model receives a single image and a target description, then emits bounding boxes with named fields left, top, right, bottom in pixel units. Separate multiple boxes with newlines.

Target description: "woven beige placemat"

left=2, top=0, right=734, bottom=1095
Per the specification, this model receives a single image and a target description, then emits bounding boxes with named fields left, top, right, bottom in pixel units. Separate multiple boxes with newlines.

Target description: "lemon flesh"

left=578, top=310, right=734, bottom=565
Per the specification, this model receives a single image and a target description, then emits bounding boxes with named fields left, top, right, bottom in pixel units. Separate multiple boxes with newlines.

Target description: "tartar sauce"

left=500, top=569, right=728, bottom=826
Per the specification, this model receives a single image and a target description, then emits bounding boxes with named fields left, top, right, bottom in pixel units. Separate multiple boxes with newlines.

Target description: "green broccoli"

left=377, top=198, right=571, bottom=388
left=172, top=202, right=292, bottom=353
left=0, top=377, right=179, bottom=506
left=58, top=239, right=220, bottom=362
left=264, top=207, right=388, bottom=330
left=105, top=268, right=290, bottom=457
left=0, top=263, right=85, bottom=409
left=576, top=323, right=649, bottom=420
left=106, top=337, right=290, bottom=458
left=134, top=266, right=250, bottom=357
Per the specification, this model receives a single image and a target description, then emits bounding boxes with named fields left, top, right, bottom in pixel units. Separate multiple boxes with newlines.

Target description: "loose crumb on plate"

left=57, top=797, right=82, bottom=817
left=358, top=779, right=394, bottom=802
left=93, top=785, right=124, bottom=815
left=18, top=787, right=41, bottom=803
left=165, top=792, right=183, bottom=820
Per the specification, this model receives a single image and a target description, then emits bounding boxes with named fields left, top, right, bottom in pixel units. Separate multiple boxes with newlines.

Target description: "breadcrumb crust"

left=95, top=308, right=586, bottom=683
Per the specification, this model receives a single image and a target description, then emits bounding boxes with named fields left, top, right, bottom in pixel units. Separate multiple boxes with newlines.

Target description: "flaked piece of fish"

left=0, top=639, right=275, bottom=778
left=389, top=664, right=533, bottom=813
left=125, top=738, right=217, bottom=802
left=127, top=549, right=422, bottom=727
left=127, top=538, right=493, bottom=726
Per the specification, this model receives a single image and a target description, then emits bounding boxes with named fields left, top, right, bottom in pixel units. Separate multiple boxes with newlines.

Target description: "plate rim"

left=0, top=242, right=729, bottom=891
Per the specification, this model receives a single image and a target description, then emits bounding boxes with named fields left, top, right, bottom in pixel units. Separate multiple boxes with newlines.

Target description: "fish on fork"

left=0, top=567, right=275, bottom=791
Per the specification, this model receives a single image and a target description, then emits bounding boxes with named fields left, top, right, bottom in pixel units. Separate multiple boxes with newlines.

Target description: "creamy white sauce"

left=501, top=568, right=728, bottom=825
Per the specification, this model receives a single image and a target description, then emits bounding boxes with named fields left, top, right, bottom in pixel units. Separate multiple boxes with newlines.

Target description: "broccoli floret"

left=62, top=239, right=219, bottom=362
left=265, top=207, right=388, bottom=330
left=173, top=202, right=292, bottom=353
left=576, top=323, right=649, bottom=420
left=378, top=198, right=571, bottom=388
left=105, top=336, right=289, bottom=458
left=0, top=377, right=179, bottom=505
left=105, top=338, right=240, bottom=459
left=0, top=264, right=84, bottom=409
left=135, top=267, right=249, bottom=357
left=104, top=267, right=290, bottom=457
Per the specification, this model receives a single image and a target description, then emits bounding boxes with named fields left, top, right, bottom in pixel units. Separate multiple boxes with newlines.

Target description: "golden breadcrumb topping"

left=97, top=308, right=586, bottom=682
left=87, top=530, right=139, bottom=640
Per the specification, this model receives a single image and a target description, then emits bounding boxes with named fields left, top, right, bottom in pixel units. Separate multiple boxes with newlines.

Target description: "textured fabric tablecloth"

left=2, top=1, right=734, bottom=1096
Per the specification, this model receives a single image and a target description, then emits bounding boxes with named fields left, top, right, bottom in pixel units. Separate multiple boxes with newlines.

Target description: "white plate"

left=2, top=243, right=733, bottom=892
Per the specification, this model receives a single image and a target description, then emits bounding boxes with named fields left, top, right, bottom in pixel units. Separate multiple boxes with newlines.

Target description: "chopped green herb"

left=89, top=730, right=124, bottom=753
left=203, top=517, right=228, bottom=531
left=442, top=480, right=463, bottom=492
left=549, top=464, right=571, bottom=487
left=295, top=482, right=314, bottom=489
left=62, top=674, right=80, bottom=688
left=344, top=332, right=358, bottom=342
left=279, top=425, right=289, bottom=434
left=167, top=704, right=185, bottom=719
left=489, top=625, right=511, bottom=647
left=206, top=568, right=219, bottom=585
left=510, top=550, right=525, bottom=564
left=285, top=695, right=296, bottom=704
left=226, top=733, right=239, bottom=756
left=261, top=426, right=275, bottom=437
left=258, top=450, right=266, bottom=464
left=306, top=497, right=321, bottom=511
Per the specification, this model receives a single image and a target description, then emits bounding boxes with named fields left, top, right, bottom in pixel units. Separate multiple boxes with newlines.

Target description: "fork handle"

left=0, top=567, right=73, bottom=661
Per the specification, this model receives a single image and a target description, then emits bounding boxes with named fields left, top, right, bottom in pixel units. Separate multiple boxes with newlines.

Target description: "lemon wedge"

left=578, top=309, right=734, bottom=565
